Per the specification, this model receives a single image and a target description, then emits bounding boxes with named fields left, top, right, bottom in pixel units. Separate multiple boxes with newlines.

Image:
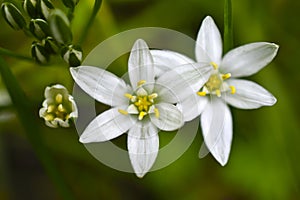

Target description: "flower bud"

left=39, top=84, right=78, bottom=128
left=31, top=42, right=49, bottom=64
left=29, top=19, right=51, bottom=40
left=62, top=0, right=79, bottom=9
left=38, top=0, right=54, bottom=20
left=61, top=45, right=82, bottom=67
left=43, top=36, right=59, bottom=54
left=48, top=9, right=72, bottom=44
left=1, top=2, right=26, bottom=30
left=23, top=0, right=38, bottom=18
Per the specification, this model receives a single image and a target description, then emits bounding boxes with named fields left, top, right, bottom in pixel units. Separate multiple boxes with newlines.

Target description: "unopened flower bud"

left=29, top=19, right=51, bottom=40
left=48, top=9, right=72, bottom=44
left=31, top=42, right=49, bottom=64
left=38, top=0, right=54, bottom=20
left=1, top=2, right=26, bottom=30
left=61, top=45, right=82, bottom=67
left=62, top=0, right=79, bottom=9
left=23, top=0, right=38, bottom=18
left=43, top=37, right=59, bottom=54
left=39, top=84, right=78, bottom=128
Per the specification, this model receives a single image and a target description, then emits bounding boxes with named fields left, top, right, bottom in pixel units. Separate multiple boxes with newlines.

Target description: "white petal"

left=221, top=42, right=279, bottom=77
left=223, top=79, right=277, bottom=109
left=79, top=108, right=136, bottom=143
left=150, top=103, right=183, bottom=131
left=128, top=122, right=159, bottom=178
left=200, top=98, right=232, bottom=166
left=156, top=63, right=212, bottom=103
left=128, top=39, right=155, bottom=90
left=177, top=95, right=208, bottom=122
left=150, top=50, right=195, bottom=77
left=195, top=16, right=223, bottom=64
left=70, top=66, right=131, bottom=106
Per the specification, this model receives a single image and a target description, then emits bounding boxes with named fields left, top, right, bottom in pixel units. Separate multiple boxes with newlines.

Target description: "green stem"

left=0, top=47, right=33, bottom=61
left=0, top=57, right=74, bottom=200
left=223, top=0, right=233, bottom=53
left=77, top=0, right=102, bottom=45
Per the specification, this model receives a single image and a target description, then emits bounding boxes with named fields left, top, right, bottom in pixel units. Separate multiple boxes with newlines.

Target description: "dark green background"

left=0, top=0, right=299, bottom=199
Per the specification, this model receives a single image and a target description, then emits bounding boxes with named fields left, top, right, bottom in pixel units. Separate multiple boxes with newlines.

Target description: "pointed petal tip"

left=136, top=172, right=146, bottom=178
left=133, top=38, right=148, bottom=48
left=69, top=67, right=79, bottom=78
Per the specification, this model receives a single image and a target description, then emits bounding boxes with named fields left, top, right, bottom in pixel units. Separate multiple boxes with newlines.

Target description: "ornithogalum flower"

left=151, top=16, right=279, bottom=166
left=70, top=39, right=211, bottom=177
left=39, top=84, right=78, bottom=128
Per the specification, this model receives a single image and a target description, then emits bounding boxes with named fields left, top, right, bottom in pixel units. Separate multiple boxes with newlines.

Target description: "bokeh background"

left=0, top=0, right=299, bottom=199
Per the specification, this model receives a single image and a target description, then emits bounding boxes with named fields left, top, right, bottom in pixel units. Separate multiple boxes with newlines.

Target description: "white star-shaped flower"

left=39, top=84, right=78, bottom=128
left=151, top=16, right=279, bottom=166
left=70, top=39, right=211, bottom=177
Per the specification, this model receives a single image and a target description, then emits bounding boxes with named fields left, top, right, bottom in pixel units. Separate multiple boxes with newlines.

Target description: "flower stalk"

left=223, top=0, right=233, bottom=53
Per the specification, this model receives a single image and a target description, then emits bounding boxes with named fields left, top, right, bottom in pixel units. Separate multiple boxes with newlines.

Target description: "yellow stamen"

left=222, top=73, right=231, bottom=80
left=118, top=109, right=128, bottom=115
left=137, top=80, right=146, bottom=86
left=229, top=86, right=236, bottom=94
left=215, top=89, right=221, bottom=97
left=47, top=105, right=55, bottom=113
left=44, top=114, right=54, bottom=121
left=58, top=104, right=65, bottom=112
left=210, top=62, right=218, bottom=70
left=124, top=93, right=133, bottom=99
left=197, top=91, right=207, bottom=96
left=154, top=108, right=160, bottom=118
left=55, top=94, right=63, bottom=104
left=148, top=93, right=158, bottom=100
left=138, top=111, right=147, bottom=120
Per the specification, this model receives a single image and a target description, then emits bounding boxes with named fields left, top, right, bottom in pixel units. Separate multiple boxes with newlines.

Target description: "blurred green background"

left=0, top=0, right=299, bottom=199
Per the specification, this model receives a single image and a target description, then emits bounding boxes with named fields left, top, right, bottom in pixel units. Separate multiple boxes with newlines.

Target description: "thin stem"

left=0, top=57, right=74, bottom=200
left=0, top=47, right=33, bottom=61
left=223, top=0, right=233, bottom=54
left=77, top=0, right=102, bottom=45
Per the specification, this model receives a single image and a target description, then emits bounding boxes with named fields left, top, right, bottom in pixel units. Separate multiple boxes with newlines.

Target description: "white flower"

left=70, top=39, right=211, bottom=177
left=151, top=16, right=279, bottom=166
left=39, top=84, right=78, bottom=128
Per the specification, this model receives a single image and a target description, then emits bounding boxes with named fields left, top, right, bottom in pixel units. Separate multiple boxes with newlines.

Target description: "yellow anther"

left=197, top=91, right=207, bottom=96
left=154, top=108, right=160, bottom=118
left=148, top=93, right=158, bottom=100
left=47, top=105, right=55, bottom=113
left=137, top=80, right=146, bottom=86
left=229, top=86, right=236, bottom=94
left=55, top=94, right=63, bottom=104
left=222, top=73, right=231, bottom=80
left=58, top=104, right=65, bottom=112
left=124, top=93, right=133, bottom=99
left=44, top=114, right=54, bottom=121
left=118, top=109, right=128, bottom=115
left=138, top=111, right=147, bottom=120
left=215, top=89, right=221, bottom=97
left=210, top=62, right=218, bottom=70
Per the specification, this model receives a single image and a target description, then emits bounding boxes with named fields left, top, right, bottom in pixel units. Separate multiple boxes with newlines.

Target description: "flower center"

left=197, top=62, right=236, bottom=97
left=44, top=93, right=71, bottom=121
left=118, top=80, right=160, bottom=120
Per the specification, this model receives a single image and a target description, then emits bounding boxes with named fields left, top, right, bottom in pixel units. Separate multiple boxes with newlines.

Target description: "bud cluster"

left=1, top=0, right=82, bottom=66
